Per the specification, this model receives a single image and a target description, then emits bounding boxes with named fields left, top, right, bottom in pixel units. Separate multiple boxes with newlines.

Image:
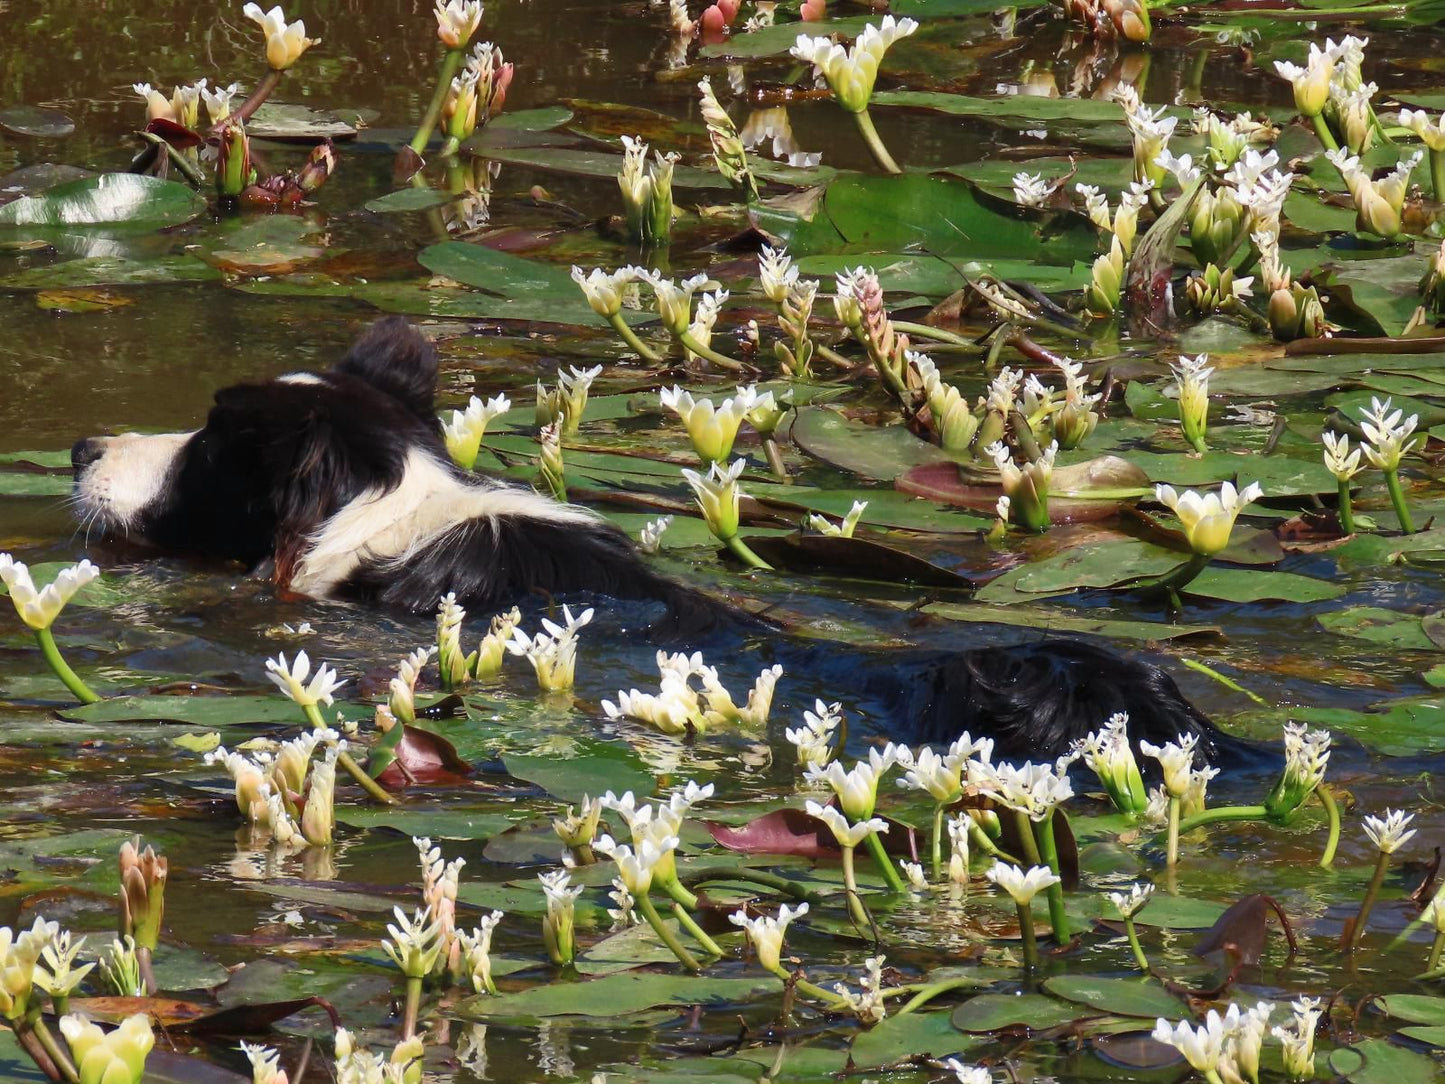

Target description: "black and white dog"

left=71, top=317, right=1253, bottom=763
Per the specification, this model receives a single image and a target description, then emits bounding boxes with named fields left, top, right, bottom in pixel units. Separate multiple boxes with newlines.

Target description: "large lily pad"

left=458, top=972, right=777, bottom=1020
left=0, top=174, right=205, bottom=228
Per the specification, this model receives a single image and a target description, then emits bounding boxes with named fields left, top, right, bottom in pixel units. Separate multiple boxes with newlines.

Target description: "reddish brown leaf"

left=1193, top=893, right=1296, bottom=968
left=144, top=118, right=204, bottom=149
left=705, top=806, right=917, bottom=858
left=375, top=724, right=472, bottom=787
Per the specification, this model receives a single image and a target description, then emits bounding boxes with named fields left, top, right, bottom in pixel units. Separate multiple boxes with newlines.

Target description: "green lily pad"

left=1318, top=607, right=1439, bottom=650
left=919, top=601, right=1222, bottom=642
left=364, top=188, right=458, bottom=213
left=247, top=102, right=357, bottom=141
left=335, top=807, right=518, bottom=839
left=1043, top=976, right=1186, bottom=1018
left=1182, top=567, right=1344, bottom=604
left=851, top=1010, right=979, bottom=1066
left=0, top=105, right=74, bottom=139
left=60, top=694, right=306, bottom=727
left=1380, top=994, right=1445, bottom=1026
left=698, top=16, right=877, bottom=58
left=457, top=972, right=777, bottom=1020
left=1329, top=1038, right=1441, bottom=1084
left=0, top=254, right=221, bottom=289
left=952, top=992, right=1090, bottom=1033
left=0, top=174, right=205, bottom=228
left=503, top=740, right=657, bottom=804
left=976, top=541, right=1187, bottom=603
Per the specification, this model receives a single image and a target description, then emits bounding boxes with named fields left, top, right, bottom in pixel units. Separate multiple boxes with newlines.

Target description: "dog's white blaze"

left=76, top=432, right=193, bottom=530
left=290, top=449, right=599, bottom=597
left=276, top=372, right=325, bottom=386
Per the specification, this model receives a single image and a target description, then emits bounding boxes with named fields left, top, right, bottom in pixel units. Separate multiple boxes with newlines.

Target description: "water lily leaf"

left=247, top=102, right=356, bottom=141
left=1318, top=606, right=1437, bottom=650
left=0, top=254, right=220, bottom=289
left=976, top=541, right=1187, bottom=603
left=871, top=89, right=1161, bottom=125
left=503, top=740, right=655, bottom=804
left=791, top=407, right=946, bottom=479
left=1182, top=568, right=1344, bottom=603
left=35, top=287, right=133, bottom=312
left=706, top=808, right=831, bottom=858
left=1380, top=994, right=1445, bottom=1026
left=487, top=106, right=574, bottom=132
left=1193, top=894, right=1287, bottom=967
left=363, top=188, right=457, bottom=213
left=0, top=105, right=74, bottom=138
left=1043, top=976, right=1186, bottom=1018
left=462, top=143, right=725, bottom=188
left=744, top=533, right=976, bottom=588
left=893, top=0, right=1046, bottom=10
left=458, top=972, right=777, bottom=1019
left=918, top=601, right=1222, bottom=642
left=1397, top=1026, right=1445, bottom=1046
left=0, top=174, right=205, bottom=228
left=60, top=694, right=304, bottom=727
left=951, top=992, right=1091, bottom=1033
left=1329, top=1039, right=1441, bottom=1084
left=203, top=217, right=330, bottom=274
left=336, top=806, right=517, bottom=839
left=698, top=15, right=877, bottom=57
left=850, top=1010, right=979, bottom=1066
left=898, top=459, right=1147, bottom=523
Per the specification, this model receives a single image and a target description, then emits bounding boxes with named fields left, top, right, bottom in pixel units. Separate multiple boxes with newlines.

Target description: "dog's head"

left=72, top=317, right=444, bottom=572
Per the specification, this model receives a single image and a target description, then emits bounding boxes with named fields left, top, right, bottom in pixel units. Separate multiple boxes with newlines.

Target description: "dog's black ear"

left=332, top=317, right=438, bottom=418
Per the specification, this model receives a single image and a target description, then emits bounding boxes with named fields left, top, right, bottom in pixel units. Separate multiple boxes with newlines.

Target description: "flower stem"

left=773, top=966, right=849, bottom=1007
left=658, top=875, right=699, bottom=911
left=864, top=830, right=907, bottom=893
left=1429, top=929, right=1445, bottom=972
left=840, top=844, right=871, bottom=928
left=1174, top=804, right=1269, bottom=834
left=1349, top=850, right=1390, bottom=950
left=931, top=804, right=945, bottom=882
left=1317, top=785, right=1341, bottom=868
left=1014, top=810, right=1044, bottom=867
left=1337, top=480, right=1356, bottom=534
left=409, top=48, right=466, bottom=155
left=1124, top=916, right=1150, bottom=972
left=762, top=438, right=790, bottom=481
left=228, top=68, right=283, bottom=129
left=893, top=977, right=982, bottom=1015
left=969, top=819, right=1018, bottom=865
left=402, top=975, right=423, bottom=1040
left=1311, top=113, right=1340, bottom=152
left=34, top=627, right=100, bottom=704
left=303, top=703, right=399, bottom=805
left=851, top=108, right=901, bottom=174
left=671, top=902, right=723, bottom=956
left=1431, top=149, right=1445, bottom=204
left=677, top=331, right=746, bottom=371
left=1385, top=467, right=1415, bottom=534
left=890, top=320, right=977, bottom=348
left=723, top=534, right=774, bottom=570
left=683, top=866, right=822, bottom=904
left=637, top=893, right=701, bottom=971
left=1034, top=813, right=1071, bottom=943
left=1166, top=795, right=1181, bottom=868
left=1016, top=901, right=1040, bottom=970
left=607, top=313, right=664, bottom=362
left=29, top=1018, right=78, bottom=1084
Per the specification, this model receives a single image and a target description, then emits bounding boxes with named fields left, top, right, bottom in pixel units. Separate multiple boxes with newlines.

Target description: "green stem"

left=137, top=131, right=208, bottom=187
left=1204, top=1070, right=1226, bottom=1084
left=658, top=875, right=699, bottom=912
left=227, top=68, right=283, bottom=129
left=762, top=438, right=789, bottom=482
left=931, top=804, right=945, bottom=883
left=894, top=977, right=983, bottom=1015
left=1337, top=480, right=1357, bottom=534
left=816, top=342, right=856, bottom=368
left=638, top=893, right=701, bottom=971
left=402, top=975, right=423, bottom=1040
left=34, top=627, right=100, bottom=704
left=1166, top=795, right=1181, bottom=868
left=1016, top=901, right=1040, bottom=970
left=29, top=1018, right=78, bottom=1084
left=1175, top=803, right=1268, bottom=834
left=409, top=49, right=466, bottom=155
left=1124, top=916, right=1150, bottom=972
left=1349, top=850, right=1390, bottom=950
left=1034, top=813, right=1071, bottom=943
left=302, top=703, right=399, bottom=805
left=671, top=902, right=722, bottom=956
left=677, top=330, right=746, bottom=372
left=773, top=966, right=849, bottom=1007
left=1312, top=112, right=1341, bottom=152
left=1429, top=929, right=1445, bottom=972
left=1014, top=810, right=1044, bottom=868
left=1150, top=552, right=1212, bottom=600
left=851, top=108, right=901, bottom=174
left=1432, top=149, right=1445, bottom=205
left=606, top=313, right=664, bottom=362
left=969, top=820, right=1018, bottom=865
left=723, top=534, right=774, bottom=570
left=1180, top=658, right=1267, bottom=706
left=683, top=867, right=822, bottom=904
left=840, top=845, right=871, bottom=929
left=1317, top=785, right=1341, bottom=869
left=864, top=830, right=907, bottom=893
left=891, top=320, right=977, bottom=348
left=1385, top=467, right=1415, bottom=534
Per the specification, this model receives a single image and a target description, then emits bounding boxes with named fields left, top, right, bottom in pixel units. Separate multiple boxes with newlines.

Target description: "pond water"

left=4, top=0, right=1445, bottom=1081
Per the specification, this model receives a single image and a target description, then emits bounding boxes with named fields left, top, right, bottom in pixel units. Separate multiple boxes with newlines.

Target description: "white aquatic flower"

left=985, top=861, right=1060, bottom=905
left=1399, top=107, right=1445, bottom=151
left=1222, top=147, right=1281, bottom=191
left=943, top=1062, right=993, bottom=1084
left=809, top=500, right=868, bottom=538
left=789, top=16, right=919, bottom=114
left=1357, top=396, right=1419, bottom=472
left=505, top=605, right=593, bottom=692
left=456, top=910, right=503, bottom=995
left=1271, top=996, right=1322, bottom=1080
left=201, top=81, right=241, bottom=125
left=1124, top=99, right=1179, bottom=186
left=241, top=3, right=320, bottom=70
left=571, top=265, right=643, bottom=318
left=1152, top=1011, right=1230, bottom=1073
left=785, top=700, right=842, bottom=770
left=441, top=393, right=511, bottom=471
left=1321, top=431, right=1363, bottom=482
left=1266, top=722, right=1332, bottom=816
left=648, top=272, right=710, bottom=336
left=1013, top=172, right=1051, bottom=207
left=660, top=385, right=752, bottom=463
left=1109, top=882, right=1154, bottom=919
left=1155, top=150, right=1200, bottom=187
left=728, top=901, right=809, bottom=973
left=263, top=649, right=344, bottom=708
left=681, top=458, right=747, bottom=540
left=757, top=245, right=798, bottom=304
left=1076, top=183, right=1111, bottom=228
left=0, top=555, right=100, bottom=631
left=1153, top=481, right=1263, bottom=557
left=1227, top=1001, right=1273, bottom=1084
left=1274, top=43, right=1332, bottom=117
left=33, top=929, right=93, bottom=999
left=896, top=745, right=968, bottom=804
left=638, top=515, right=673, bottom=555
left=1072, top=712, right=1147, bottom=813
left=594, top=833, right=675, bottom=895
left=900, top=861, right=928, bottom=890
left=382, top=906, right=442, bottom=979
left=806, top=801, right=888, bottom=847
left=1363, top=808, right=1417, bottom=854
left=946, top=814, right=971, bottom=884
left=833, top=954, right=887, bottom=1025
left=968, top=759, right=1072, bottom=821
left=805, top=749, right=897, bottom=819
left=1171, top=353, right=1214, bottom=448
left=433, top=0, right=483, bottom=47
left=1138, top=734, right=1198, bottom=798
left=602, top=686, right=698, bottom=735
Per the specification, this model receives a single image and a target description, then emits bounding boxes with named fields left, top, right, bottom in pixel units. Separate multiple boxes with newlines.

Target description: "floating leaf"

left=0, top=105, right=75, bottom=138
left=1329, top=1039, right=1441, bottom=1084
left=0, top=174, right=205, bottom=228
left=247, top=102, right=357, bottom=141
left=60, top=695, right=305, bottom=727
left=1042, top=976, right=1186, bottom=1018
left=503, top=740, right=655, bottom=804
left=951, top=992, right=1091, bottom=1033
left=0, top=254, right=220, bottom=289
left=458, top=972, right=777, bottom=1020
left=1318, top=606, right=1439, bottom=650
